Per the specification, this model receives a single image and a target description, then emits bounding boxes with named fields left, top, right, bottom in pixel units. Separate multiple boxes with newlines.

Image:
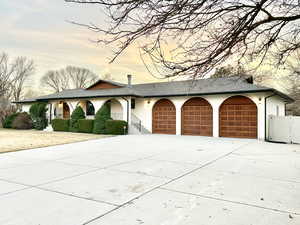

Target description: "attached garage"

left=181, top=97, right=213, bottom=136
left=219, top=96, right=257, bottom=139
left=152, top=99, right=176, bottom=134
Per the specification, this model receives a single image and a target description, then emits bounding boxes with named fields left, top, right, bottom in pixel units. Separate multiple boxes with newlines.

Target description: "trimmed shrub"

left=93, top=103, right=111, bottom=134
left=51, top=119, right=70, bottom=132
left=11, top=112, right=33, bottom=130
left=78, top=119, right=94, bottom=133
left=29, top=103, right=48, bottom=130
left=2, top=113, right=19, bottom=128
left=69, top=106, right=86, bottom=132
left=105, top=120, right=128, bottom=135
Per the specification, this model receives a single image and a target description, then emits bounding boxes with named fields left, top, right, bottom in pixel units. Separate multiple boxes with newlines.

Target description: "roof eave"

left=142, top=89, right=273, bottom=98
left=37, top=94, right=137, bottom=101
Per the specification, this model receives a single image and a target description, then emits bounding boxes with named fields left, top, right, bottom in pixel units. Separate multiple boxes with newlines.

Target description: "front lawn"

left=0, top=129, right=110, bottom=153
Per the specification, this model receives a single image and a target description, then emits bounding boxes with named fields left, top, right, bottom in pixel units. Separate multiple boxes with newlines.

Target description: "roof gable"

left=86, top=80, right=125, bottom=90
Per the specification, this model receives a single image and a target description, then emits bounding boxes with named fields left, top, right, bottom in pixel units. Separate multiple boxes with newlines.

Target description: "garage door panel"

left=152, top=99, right=176, bottom=134
left=220, top=96, right=257, bottom=139
left=181, top=98, right=213, bottom=136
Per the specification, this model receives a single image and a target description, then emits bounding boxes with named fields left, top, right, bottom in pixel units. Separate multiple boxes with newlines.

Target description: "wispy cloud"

left=0, top=0, right=161, bottom=93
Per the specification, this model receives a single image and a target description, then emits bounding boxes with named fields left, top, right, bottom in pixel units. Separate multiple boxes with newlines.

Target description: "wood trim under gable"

left=87, top=81, right=122, bottom=90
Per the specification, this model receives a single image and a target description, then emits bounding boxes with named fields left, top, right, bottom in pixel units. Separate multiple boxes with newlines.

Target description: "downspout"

left=264, top=93, right=276, bottom=141
left=284, top=102, right=288, bottom=116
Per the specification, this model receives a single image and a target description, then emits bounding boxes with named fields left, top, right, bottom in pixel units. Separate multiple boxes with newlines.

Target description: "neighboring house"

left=15, top=75, right=293, bottom=140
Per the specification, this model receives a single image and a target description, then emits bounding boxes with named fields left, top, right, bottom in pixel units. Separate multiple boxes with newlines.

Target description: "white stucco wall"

left=21, top=104, right=31, bottom=113
left=132, top=93, right=268, bottom=140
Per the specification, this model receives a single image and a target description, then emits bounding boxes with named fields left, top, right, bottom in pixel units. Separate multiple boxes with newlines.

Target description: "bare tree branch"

left=65, top=0, right=300, bottom=78
left=41, top=66, right=99, bottom=92
left=0, top=52, right=34, bottom=123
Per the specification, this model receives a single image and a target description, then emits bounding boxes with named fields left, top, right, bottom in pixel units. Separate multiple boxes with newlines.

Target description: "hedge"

left=2, top=113, right=19, bottom=128
left=69, top=106, right=85, bottom=132
left=93, top=103, right=111, bottom=134
left=12, top=112, right=33, bottom=130
left=51, top=119, right=70, bottom=132
left=105, top=120, right=128, bottom=135
left=78, top=119, right=94, bottom=133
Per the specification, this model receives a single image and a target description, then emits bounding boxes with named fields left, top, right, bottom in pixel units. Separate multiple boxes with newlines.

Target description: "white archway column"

left=90, top=99, right=107, bottom=113
left=207, top=96, right=225, bottom=138
left=212, top=105, right=220, bottom=138
left=66, top=100, right=77, bottom=115
left=174, top=99, right=185, bottom=135
left=176, top=107, right=181, bottom=135
left=77, top=101, right=87, bottom=115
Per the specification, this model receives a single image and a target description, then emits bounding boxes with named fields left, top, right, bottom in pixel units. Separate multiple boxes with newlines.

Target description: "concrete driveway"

left=0, top=135, right=299, bottom=225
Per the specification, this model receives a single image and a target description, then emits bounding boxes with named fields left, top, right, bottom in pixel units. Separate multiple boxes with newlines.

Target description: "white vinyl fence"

left=268, top=116, right=300, bottom=144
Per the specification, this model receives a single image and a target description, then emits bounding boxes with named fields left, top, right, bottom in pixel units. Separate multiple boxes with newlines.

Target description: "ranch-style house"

left=15, top=75, right=293, bottom=140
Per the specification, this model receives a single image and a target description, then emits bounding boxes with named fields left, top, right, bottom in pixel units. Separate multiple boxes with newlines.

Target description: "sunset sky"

left=1, top=0, right=290, bottom=96
left=0, top=0, right=163, bottom=93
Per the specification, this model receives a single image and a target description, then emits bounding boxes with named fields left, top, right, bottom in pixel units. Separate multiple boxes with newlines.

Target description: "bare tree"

left=41, top=66, right=98, bottom=92
left=0, top=53, right=14, bottom=98
left=41, top=70, right=67, bottom=93
left=65, top=0, right=300, bottom=78
left=285, top=75, right=300, bottom=115
left=66, top=66, right=98, bottom=88
left=285, top=51, right=300, bottom=115
left=10, top=57, right=35, bottom=103
left=23, top=89, right=40, bottom=99
left=0, top=52, right=34, bottom=123
left=211, top=64, right=269, bottom=84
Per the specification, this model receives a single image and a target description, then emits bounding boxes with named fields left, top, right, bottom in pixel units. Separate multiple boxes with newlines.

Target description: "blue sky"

left=0, top=0, right=160, bottom=92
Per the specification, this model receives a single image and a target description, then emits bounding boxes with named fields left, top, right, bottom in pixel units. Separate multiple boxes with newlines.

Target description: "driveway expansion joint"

left=159, top=187, right=300, bottom=216
left=82, top=141, right=253, bottom=225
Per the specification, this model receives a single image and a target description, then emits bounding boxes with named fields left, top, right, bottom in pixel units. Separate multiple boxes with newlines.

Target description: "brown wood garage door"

left=152, top=99, right=176, bottom=134
left=219, top=96, right=257, bottom=139
left=181, top=97, right=213, bottom=136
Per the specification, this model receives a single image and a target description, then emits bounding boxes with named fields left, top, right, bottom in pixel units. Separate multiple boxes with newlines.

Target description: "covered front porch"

left=47, top=97, right=130, bottom=123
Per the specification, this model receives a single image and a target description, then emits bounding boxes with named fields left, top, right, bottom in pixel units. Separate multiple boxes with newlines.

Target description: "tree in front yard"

left=29, top=103, right=48, bottom=130
left=69, top=106, right=86, bottom=132
left=93, top=102, right=111, bottom=134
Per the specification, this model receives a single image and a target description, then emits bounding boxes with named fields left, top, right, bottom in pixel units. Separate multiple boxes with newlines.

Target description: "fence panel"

left=268, top=116, right=300, bottom=144
left=291, top=117, right=300, bottom=144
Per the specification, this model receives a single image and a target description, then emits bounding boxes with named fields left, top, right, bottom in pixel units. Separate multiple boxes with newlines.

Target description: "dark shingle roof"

left=14, top=76, right=294, bottom=103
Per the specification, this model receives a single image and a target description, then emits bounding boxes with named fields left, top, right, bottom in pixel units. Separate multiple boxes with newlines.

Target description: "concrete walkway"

left=0, top=135, right=299, bottom=225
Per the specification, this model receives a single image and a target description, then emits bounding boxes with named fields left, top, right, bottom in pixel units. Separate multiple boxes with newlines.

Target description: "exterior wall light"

left=147, top=100, right=151, bottom=104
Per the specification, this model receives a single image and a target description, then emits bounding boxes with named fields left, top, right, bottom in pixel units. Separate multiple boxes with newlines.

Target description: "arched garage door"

left=181, top=97, right=213, bottom=136
left=219, top=96, right=257, bottom=139
left=152, top=99, right=176, bottom=134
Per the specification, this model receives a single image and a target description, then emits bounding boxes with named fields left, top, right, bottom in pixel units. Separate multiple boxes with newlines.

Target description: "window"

left=276, top=105, right=279, bottom=116
left=131, top=99, right=136, bottom=109
left=86, top=101, right=95, bottom=116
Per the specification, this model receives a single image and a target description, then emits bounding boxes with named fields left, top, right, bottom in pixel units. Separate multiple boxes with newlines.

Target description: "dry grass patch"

left=0, top=129, right=111, bottom=153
